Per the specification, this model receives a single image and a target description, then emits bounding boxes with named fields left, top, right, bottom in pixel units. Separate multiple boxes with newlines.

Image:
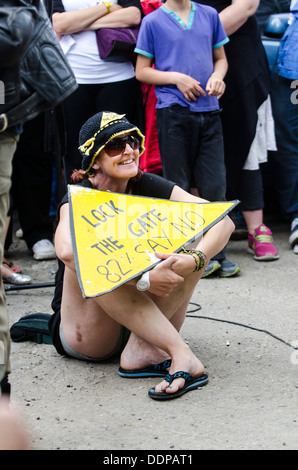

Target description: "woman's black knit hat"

left=78, top=111, right=145, bottom=173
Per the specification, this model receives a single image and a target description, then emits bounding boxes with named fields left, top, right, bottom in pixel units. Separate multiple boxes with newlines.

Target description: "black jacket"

left=0, top=0, right=77, bottom=131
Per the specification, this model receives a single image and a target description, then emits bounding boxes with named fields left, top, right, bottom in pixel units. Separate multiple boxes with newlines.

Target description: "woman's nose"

left=123, top=142, right=134, bottom=153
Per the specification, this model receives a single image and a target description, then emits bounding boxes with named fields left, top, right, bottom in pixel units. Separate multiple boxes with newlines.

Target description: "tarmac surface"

left=4, top=214, right=298, bottom=452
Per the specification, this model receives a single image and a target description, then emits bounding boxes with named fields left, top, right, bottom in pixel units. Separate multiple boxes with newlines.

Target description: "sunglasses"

left=104, top=135, right=140, bottom=157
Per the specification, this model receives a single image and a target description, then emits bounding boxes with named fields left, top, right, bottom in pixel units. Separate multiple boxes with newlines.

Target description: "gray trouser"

left=0, top=130, right=18, bottom=392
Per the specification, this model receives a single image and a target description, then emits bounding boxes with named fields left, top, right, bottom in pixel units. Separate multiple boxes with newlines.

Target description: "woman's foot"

left=2, top=257, right=21, bottom=273
left=1, top=264, right=32, bottom=285
left=120, top=332, right=171, bottom=372
left=152, top=347, right=205, bottom=396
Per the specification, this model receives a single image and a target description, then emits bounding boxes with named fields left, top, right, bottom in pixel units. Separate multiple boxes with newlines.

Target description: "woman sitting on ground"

left=49, top=111, right=235, bottom=400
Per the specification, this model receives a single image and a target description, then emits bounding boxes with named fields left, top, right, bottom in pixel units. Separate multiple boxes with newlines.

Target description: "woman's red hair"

left=71, top=169, right=90, bottom=184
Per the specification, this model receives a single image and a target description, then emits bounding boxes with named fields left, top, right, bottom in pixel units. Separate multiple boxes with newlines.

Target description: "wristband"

left=182, top=248, right=207, bottom=272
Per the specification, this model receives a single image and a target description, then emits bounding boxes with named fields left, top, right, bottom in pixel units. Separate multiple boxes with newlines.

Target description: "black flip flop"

left=118, top=359, right=172, bottom=378
left=148, top=371, right=208, bottom=400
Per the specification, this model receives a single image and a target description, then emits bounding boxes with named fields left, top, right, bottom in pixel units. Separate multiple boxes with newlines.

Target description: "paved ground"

left=4, top=214, right=298, bottom=452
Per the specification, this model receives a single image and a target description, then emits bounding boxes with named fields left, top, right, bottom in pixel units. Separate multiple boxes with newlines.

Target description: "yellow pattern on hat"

left=79, top=137, right=95, bottom=156
left=100, top=112, right=126, bottom=129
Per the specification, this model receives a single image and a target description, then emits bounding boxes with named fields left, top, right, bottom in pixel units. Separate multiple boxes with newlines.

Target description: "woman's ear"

left=91, top=156, right=102, bottom=171
left=92, top=162, right=99, bottom=171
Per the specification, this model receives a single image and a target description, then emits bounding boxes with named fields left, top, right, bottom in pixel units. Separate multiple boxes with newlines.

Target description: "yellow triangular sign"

left=69, top=185, right=238, bottom=298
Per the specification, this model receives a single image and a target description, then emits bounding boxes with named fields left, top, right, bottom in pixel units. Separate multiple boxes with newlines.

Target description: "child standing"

left=135, top=0, right=240, bottom=277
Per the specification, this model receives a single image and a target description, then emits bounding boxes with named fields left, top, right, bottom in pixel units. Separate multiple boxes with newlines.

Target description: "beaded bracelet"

left=182, top=247, right=207, bottom=272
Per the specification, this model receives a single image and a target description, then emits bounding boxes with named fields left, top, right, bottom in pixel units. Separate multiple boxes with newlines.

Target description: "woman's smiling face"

left=91, top=132, right=140, bottom=187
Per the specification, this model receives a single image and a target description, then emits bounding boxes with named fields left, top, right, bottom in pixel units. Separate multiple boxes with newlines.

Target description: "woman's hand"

left=147, top=254, right=185, bottom=297
left=154, top=252, right=197, bottom=277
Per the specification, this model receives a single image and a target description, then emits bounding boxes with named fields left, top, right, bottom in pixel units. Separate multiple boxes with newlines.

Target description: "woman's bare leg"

left=242, top=209, right=263, bottom=233
left=60, top=265, right=197, bottom=365
left=61, top=264, right=205, bottom=395
left=61, top=267, right=123, bottom=358
left=120, top=270, right=200, bottom=370
left=99, top=269, right=205, bottom=395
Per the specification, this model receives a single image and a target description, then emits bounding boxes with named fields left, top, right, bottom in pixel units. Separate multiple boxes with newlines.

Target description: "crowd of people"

left=0, top=0, right=298, bottom=446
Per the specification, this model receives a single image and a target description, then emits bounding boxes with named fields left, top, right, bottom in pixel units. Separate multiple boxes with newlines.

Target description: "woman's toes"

left=155, top=379, right=168, bottom=393
left=154, top=377, right=184, bottom=394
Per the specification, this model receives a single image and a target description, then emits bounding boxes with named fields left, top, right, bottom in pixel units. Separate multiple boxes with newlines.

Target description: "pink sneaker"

left=247, top=224, right=279, bottom=261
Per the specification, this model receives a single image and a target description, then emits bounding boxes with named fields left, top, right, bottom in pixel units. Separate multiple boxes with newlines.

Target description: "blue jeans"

left=268, top=74, right=298, bottom=222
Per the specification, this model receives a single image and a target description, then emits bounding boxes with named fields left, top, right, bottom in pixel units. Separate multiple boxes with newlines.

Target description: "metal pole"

left=4, top=282, right=55, bottom=292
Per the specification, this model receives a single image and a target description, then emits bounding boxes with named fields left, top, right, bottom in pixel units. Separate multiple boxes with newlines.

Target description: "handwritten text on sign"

left=69, top=186, right=238, bottom=298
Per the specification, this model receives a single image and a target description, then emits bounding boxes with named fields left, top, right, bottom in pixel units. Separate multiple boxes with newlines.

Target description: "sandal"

left=2, top=257, right=21, bottom=273
left=1, top=264, right=31, bottom=285
left=118, top=360, right=172, bottom=378
left=148, top=371, right=208, bottom=400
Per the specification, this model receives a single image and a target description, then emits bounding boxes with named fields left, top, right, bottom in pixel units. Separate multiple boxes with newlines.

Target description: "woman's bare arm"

left=138, top=185, right=235, bottom=292
left=169, top=185, right=235, bottom=263
left=54, top=203, right=76, bottom=270
left=52, top=4, right=111, bottom=35
left=219, top=0, right=260, bottom=36
left=87, top=6, right=141, bottom=30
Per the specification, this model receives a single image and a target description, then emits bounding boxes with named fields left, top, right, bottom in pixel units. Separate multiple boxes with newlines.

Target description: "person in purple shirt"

left=134, top=0, right=240, bottom=278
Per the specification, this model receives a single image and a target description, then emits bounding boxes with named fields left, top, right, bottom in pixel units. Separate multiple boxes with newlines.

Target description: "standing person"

left=50, top=111, right=235, bottom=400
left=11, top=113, right=56, bottom=261
left=0, top=1, right=36, bottom=397
left=0, top=0, right=77, bottom=396
left=52, top=0, right=144, bottom=185
left=134, top=0, right=240, bottom=278
left=268, top=0, right=298, bottom=253
left=199, top=0, right=279, bottom=262
left=5, top=1, right=70, bottom=262
left=0, top=129, right=19, bottom=394
left=138, top=0, right=163, bottom=176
